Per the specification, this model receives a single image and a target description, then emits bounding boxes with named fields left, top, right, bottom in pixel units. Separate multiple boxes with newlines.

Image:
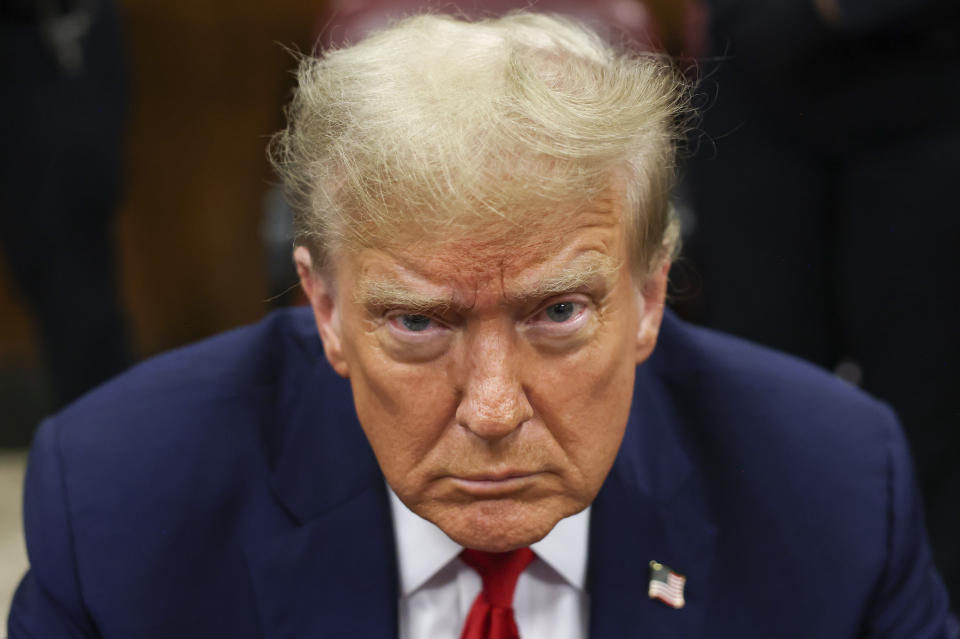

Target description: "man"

left=8, top=12, right=957, bottom=639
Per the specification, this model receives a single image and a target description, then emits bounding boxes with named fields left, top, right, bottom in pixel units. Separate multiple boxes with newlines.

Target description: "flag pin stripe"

left=648, top=560, right=686, bottom=609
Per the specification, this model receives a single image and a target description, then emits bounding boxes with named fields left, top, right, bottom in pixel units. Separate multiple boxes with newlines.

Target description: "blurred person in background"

left=0, top=0, right=132, bottom=409
left=688, top=0, right=960, bottom=608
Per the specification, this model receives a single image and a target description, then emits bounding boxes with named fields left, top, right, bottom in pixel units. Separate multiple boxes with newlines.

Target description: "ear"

left=294, top=246, right=350, bottom=378
left=635, top=260, right=670, bottom=365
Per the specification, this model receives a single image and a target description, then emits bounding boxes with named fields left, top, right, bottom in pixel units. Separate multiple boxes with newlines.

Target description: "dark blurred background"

left=0, top=0, right=343, bottom=444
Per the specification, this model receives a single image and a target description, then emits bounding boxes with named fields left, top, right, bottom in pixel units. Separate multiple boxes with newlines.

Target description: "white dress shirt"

left=388, top=489, right=590, bottom=639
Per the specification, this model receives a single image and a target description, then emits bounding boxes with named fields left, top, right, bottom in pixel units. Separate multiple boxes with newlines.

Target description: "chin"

left=422, top=496, right=579, bottom=552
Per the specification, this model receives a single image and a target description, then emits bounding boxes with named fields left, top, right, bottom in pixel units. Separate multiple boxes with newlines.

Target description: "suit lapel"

left=247, top=356, right=398, bottom=639
left=588, top=360, right=718, bottom=639
left=245, top=483, right=398, bottom=639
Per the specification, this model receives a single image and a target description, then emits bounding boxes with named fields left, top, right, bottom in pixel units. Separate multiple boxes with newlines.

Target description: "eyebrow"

left=353, top=278, right=453, bottom=313
left=511, top=253, right=620, bottom=304
left=352, top=252, right=621, bottom=312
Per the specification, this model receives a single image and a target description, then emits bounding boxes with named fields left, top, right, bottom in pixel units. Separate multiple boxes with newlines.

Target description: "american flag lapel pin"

left=648, top=560, right=686, bottom=609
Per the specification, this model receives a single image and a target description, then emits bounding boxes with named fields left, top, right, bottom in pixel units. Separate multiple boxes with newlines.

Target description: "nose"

left=455, top=330, right=533, bottom=440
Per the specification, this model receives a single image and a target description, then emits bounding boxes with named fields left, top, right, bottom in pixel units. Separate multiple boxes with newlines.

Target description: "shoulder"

left=29, top=307, right=337, bottom=510
left=50, top=307, right=322, bottom=458
left=644, top=313, right=901, bottom=569
left=27, top=305, right=329, bottom=503
left=20, top=308, right=344, bottom=628
left=65, top=306, right=322, bottom=414
left=23, top=307, right=330, bottom=567
left=649, top=311, right=898, bottom=454
left=641, top=313, right=957, bottom=636
left=18, top=307, right=338, bottom=636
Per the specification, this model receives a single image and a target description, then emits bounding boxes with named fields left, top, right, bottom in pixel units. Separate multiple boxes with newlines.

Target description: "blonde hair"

left=270, top=11, right=689, bottom=278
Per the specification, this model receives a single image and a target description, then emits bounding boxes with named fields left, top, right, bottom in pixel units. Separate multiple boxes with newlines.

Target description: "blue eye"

left=398, top=314, right=432, bottom=332
left=545, top=302, right=576, bottom=322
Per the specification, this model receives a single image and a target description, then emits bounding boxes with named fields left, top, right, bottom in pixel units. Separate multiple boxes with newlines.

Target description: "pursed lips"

left=448, top=471, right=544, bottom=496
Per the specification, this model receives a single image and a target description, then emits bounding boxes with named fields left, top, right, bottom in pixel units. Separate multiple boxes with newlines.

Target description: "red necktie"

left=459, top=548, right=536, bottom=639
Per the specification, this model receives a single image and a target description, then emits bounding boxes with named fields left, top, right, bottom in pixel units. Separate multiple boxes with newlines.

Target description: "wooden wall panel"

left=117, top=0, right=325, bottom=355
left=0, top=0, right=327, bottom=372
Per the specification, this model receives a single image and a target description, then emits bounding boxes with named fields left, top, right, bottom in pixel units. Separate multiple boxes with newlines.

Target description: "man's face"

left=297, top=193, right=668, bottom=552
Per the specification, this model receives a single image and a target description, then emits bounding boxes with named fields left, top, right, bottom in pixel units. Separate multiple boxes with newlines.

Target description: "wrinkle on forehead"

left=348, top=203, right=626, bottom=312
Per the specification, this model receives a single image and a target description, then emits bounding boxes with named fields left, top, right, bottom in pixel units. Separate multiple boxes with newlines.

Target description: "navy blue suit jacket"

left=8, top=308, right=958, bottom=638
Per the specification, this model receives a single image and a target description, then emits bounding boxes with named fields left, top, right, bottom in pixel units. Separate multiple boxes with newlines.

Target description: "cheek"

left=528, top=320, right=636, bottom=483
left=344, top=335, right=457, bottom=478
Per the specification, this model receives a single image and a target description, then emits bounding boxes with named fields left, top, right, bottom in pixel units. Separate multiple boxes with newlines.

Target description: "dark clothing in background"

left=689, top=0, right=960, bottom=608
left=0, top=0, right=131, bottom=406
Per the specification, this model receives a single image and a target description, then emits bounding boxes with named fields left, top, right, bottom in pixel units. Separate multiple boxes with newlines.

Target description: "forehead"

left=338, top=195, right=629, bottom=305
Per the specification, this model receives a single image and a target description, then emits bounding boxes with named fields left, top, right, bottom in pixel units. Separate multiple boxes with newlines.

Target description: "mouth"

left=448, top=471, right=543, bottom=497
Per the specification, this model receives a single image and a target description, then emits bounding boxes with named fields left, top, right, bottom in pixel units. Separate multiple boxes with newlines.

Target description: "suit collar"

left=269, top=353, right=383, bottom=524
left=248, top=352, right=398, bottom=638
left=587, top=350, right=719, bottom=638
left=245, top=482, right=398, bottom=639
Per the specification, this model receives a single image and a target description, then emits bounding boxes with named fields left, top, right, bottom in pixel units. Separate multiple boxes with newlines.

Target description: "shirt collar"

left=388, top=487, right=590, bottom=596
left=388, top=488, right=464, bottom=596
left=530, top=504, right=590, bottom=590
